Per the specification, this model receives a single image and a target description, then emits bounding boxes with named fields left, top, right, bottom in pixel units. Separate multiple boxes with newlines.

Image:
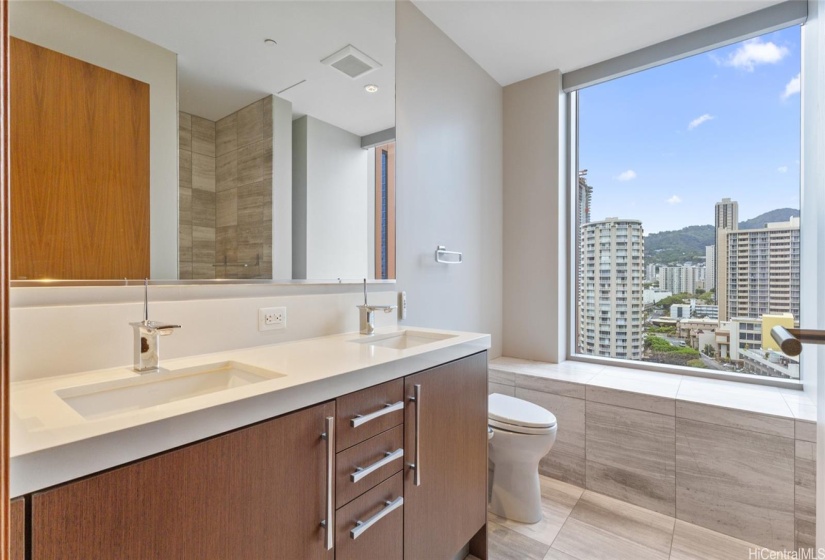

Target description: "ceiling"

left=411, top=0, right=786, bottom=87
left=62, top=1, right=396, bottom=137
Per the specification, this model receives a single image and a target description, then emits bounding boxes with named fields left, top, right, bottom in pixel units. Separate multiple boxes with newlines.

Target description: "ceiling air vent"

left=321, top=45, right=382, bottom=79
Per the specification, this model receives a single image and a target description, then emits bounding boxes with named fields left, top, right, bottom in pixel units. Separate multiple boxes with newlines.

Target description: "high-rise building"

left=705, top=245, right=715, bottom=299
left=657, top=265, right=704, bottom=294
left=715, top=198, right=738, bottom=321
left=645, top=263, right=659, bottom=283
left=578, top=218, right=644, bottom=360
left=725, top=217, right=800, bottom=321
left=577, top=170, right=592, bottom=232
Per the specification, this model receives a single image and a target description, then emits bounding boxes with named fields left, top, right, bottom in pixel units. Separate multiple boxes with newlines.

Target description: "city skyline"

left=578, top=26, right=801, bottom=235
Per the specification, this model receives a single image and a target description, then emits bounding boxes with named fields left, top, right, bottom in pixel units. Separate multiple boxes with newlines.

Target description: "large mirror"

left=8, top=0, right=395, bottom=283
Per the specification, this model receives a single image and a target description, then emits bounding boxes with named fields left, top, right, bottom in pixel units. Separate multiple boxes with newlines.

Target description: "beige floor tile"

left=488, top=476, right=583, bottom=546
left=543, top=548, right=579, bottom=560
left=670, top=520, right=771, bottom=560
left=551, top=491, right=674, bottom=560
left=488, top=520, right=550, bottom=560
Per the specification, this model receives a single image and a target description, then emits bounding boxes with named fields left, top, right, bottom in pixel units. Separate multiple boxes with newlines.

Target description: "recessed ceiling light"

left=264, top=39, right=277, bottom=46
left=364, top=84, right=379, bottom=93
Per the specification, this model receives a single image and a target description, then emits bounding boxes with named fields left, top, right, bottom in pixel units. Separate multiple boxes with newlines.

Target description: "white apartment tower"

left=715, top=198, right=738, bottom=321
left=726, top=217, right=800, bottom=321
left=705, top=245, right=715, bottom=299
left=578, top=218, right=644, bottom=360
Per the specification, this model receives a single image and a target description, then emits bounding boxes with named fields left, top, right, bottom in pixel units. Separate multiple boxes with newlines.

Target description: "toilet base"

left=488, top=459, right=542, bottom=524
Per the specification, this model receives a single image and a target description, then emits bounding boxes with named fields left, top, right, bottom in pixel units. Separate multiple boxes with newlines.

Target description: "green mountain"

left=644, top=208, right=799, bottom=266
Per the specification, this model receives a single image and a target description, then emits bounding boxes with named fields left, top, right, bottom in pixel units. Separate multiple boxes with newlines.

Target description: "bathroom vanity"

left=10, top=328, right=489, bottom=560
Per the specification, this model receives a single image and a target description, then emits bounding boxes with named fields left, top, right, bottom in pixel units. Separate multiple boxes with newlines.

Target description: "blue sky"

left=579, top=26, right=801, bottom=235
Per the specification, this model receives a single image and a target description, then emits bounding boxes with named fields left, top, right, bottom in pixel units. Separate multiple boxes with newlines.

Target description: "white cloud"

left=778, top=166, right=788, bottom=173
left=688, top=114, right=714, bottom=130
left=722, top=38, right=789, bottom=71
left=781, top=73, right=800, bottom=100
left=667, top=195, right=682, bottom=205
left=616, top=169, right=637, bottom=181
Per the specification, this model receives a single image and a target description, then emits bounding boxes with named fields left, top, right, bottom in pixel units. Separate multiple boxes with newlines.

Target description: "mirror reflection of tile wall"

left=179, top=96, right=274, bottom=279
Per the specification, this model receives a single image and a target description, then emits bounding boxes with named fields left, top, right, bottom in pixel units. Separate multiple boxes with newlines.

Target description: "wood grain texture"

left=404, top=351, right=488, bottom=560
left=336, top=378, right=404, bottom=452
left=10, top=38, right=150, bottom=279
left=10, top=498, right=23, bottom=560
left=0, top=4, right=10, bottom=557
left=336, top=424, right=403, bottom=507
left=335, top=472, right=403, bottom=560
left=32, top=402, right=335, bottom=560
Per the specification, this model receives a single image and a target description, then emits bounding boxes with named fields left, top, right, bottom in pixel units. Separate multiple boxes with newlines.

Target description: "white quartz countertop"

left=11, top=326, right=491, bottom=497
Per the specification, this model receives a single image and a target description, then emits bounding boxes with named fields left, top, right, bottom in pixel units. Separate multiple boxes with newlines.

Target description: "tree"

left=695, top=288, right=705, bottom=295
left=686, top=359, right=708, bottom=369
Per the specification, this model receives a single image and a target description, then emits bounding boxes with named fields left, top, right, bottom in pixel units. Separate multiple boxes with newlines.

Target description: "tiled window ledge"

left=489, top=357, right=816, bottom=438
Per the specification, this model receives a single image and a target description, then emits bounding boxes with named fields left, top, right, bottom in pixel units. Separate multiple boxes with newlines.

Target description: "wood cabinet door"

left=31, top=402, right=335, bottom=560
left=404, top=351, right=488, bottom=560
left=10, top=498, right=25, bottom=560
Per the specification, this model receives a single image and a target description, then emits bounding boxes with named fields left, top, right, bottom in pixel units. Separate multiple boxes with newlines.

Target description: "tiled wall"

left=179, top=96, right=274, bottom=279
left=489, top=361, right=816, bottom=554
left=179, top=113, right=216, bottom=279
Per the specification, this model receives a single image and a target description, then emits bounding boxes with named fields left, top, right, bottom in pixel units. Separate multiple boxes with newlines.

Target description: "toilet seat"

left=489, top=393, right=557, bottom=435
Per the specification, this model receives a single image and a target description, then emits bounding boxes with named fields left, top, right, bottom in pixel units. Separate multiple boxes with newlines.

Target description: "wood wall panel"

left=1, top=2, right=11, bottom=556
left=10, top=38, right=150, bottom=279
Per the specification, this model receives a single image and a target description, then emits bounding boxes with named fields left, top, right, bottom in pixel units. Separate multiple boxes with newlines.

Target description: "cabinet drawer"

left=337, top=425, right=403, bottom=507
left=335, top=472, right=403, bottom=560
left=336, top=379, right=404, bottom=451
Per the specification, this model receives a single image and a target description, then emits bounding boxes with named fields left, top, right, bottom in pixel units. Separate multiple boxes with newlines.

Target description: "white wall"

left=396, top=0, right=503, bottom=357
left=802, top=0, right=825, bottom=549
left=9, top=0, right=179, bottom=278
left=293, top=116, right=370, bottom=280
left=502, top=71, right=567, bottom=362
left=272, top=95, right=294, bottom=279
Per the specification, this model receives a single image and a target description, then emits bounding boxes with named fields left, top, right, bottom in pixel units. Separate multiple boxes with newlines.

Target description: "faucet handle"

left=357, top=305, right=396, bottom=313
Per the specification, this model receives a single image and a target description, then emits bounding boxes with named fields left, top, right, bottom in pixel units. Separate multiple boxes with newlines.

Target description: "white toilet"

left=488, top=393, right=557, bottom=524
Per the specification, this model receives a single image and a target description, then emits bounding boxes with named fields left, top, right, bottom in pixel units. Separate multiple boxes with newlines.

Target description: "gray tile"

left=238, top=140, right=265, bottom=185
left=551, top=491, right=674, bottom=560
left=237, top=243, right=261, bottom=265
left=178, top=223, right=192, bottom=263
left=516, top=387, right=586, bottom=487
left=191, top=116, right=215, bottom=157
left=216, top=189, right=237, bottom=228
left=216, top=113, right=237, bottom=157
left=542, top=549, right=578, bottom=560
left=179, top=112, right=191, bottom=151
left=179, top=187, right=192, bottom=227
left=262, top=95, right=273, bottom=140
left=675, top=418, right=795, bottom=551
left=585, top=401, right=675, bottom=516
left=489, top=382, right=515, bottom=397
left=676, top=401, right=794, bottom=438
left=259, top=261, right=272, bottom=279
left=518, top=374, right=586, bottom=400
left=178, top=261, right=192, bottom=280
left=192, top=153, right=216, bottom=192
left=192, top=226, right=216, bottom=264
left=795, top=440, right=816, bottom=554
left=489, top=367, right=516, bottom=386
left=263, top=140, right=273, bottom=181
left=192, top=190, right=216, bottom=229
left=237, top=99, right=264, bottom=147
left=795, top=420, right=816, bottom=443
left=192, top=262, right=216, bottom=279
left=488, top=521, right=550, bottom=560
left=238, top=181, right=264, bottom=226
left=488, top=476, right=582, bottom=546
left=179, top=149, right=192, bottom=190
left=676, top=377, right=792, bottom=418
left=587, top=385, right=674, bottom=416
left=215, top=226, right=237, bottom=265
left=216, top=151, right=237, bottom=192
left=670, top=520, right=771, bottom=560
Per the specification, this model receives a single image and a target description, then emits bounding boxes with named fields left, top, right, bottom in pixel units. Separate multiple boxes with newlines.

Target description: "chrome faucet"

left=357, top=279, right=396, bottom=335
left=130, top=279, right=180, bottom=373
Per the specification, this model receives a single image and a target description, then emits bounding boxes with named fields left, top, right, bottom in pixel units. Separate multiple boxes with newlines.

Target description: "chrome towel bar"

left=435, top=245, right=462, bottom=264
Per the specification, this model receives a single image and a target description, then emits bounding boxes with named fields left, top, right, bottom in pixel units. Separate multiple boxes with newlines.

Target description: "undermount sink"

left=351, top=330, right=457, bottom=350
left=56, top=361, right=285, bottom=420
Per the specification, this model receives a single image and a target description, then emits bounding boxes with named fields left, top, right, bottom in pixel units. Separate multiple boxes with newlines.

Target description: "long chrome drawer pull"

left=351, top=401, right=404, bottom=428
left=320, top=416, right=335, bottom=551
left=351, top=448, right=404, bottom=483
left=350, top=496, right=404, bottom=540
left=410, top=384, right=422, bottom=486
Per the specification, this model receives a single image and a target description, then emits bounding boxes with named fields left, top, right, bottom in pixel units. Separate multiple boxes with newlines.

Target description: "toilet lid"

left=489, top=393, right=557, bottom=429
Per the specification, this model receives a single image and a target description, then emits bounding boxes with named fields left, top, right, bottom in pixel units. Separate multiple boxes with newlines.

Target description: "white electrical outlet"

left=258, top=307, right=287, bottom=331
